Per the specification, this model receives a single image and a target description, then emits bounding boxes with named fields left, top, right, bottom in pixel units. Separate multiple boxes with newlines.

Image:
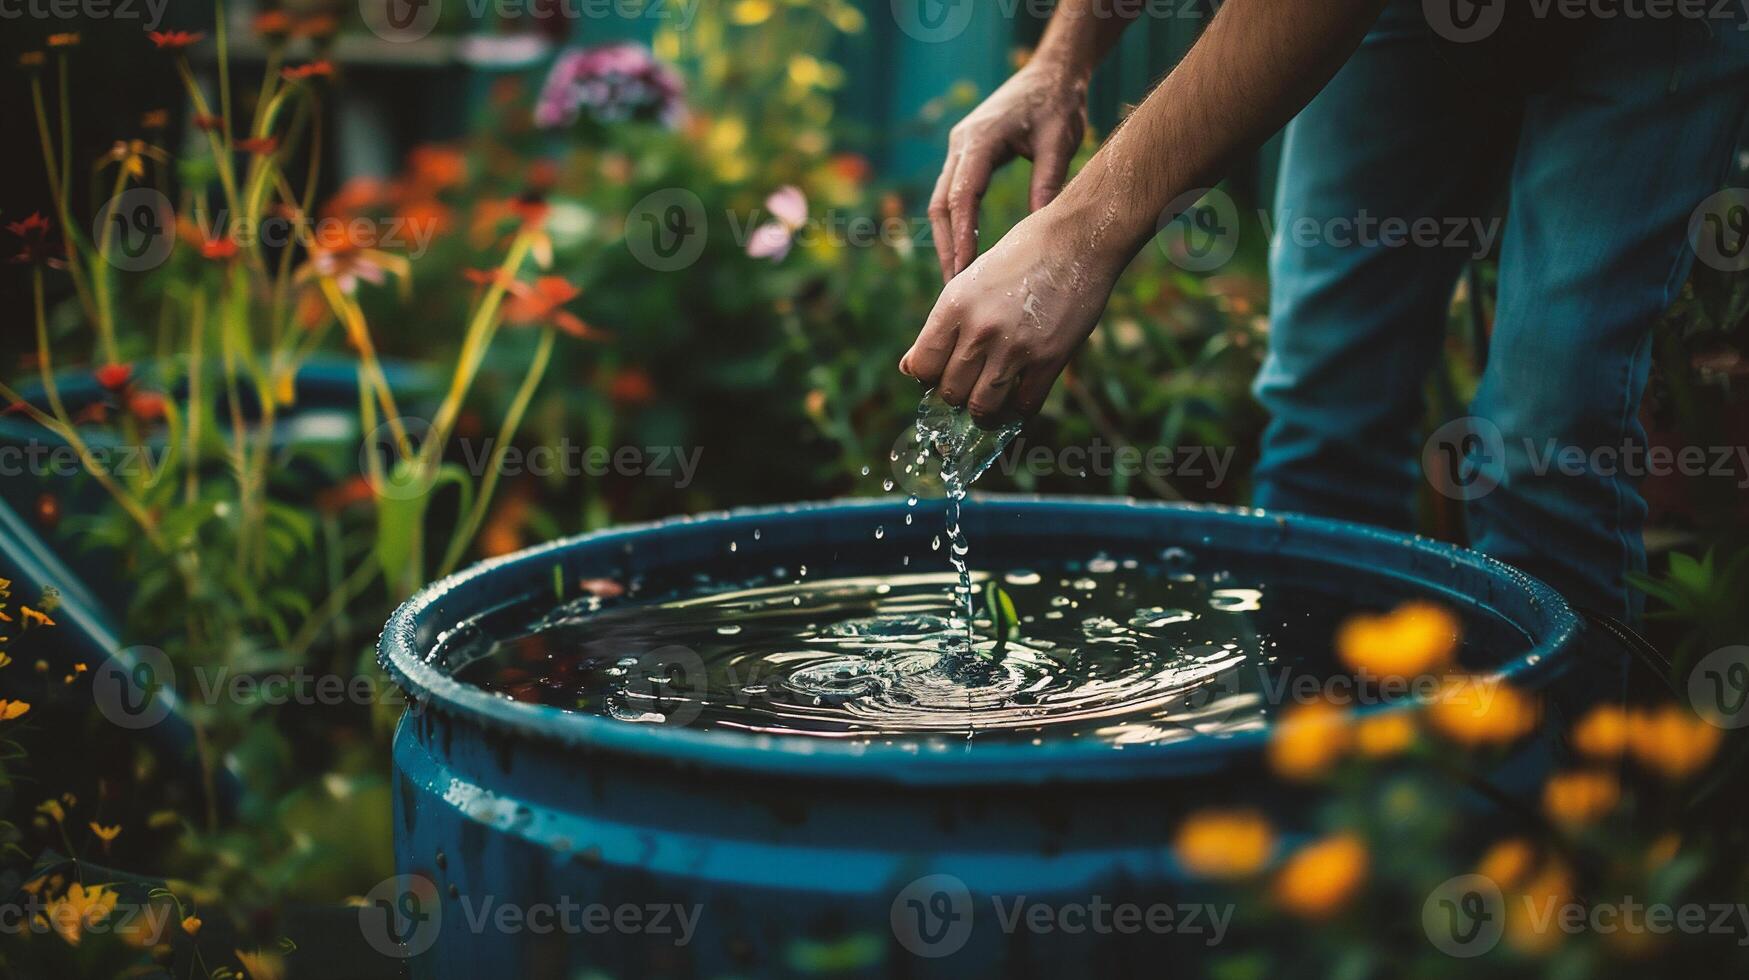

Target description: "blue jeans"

left=1253, top=2, right=1749, bottom=622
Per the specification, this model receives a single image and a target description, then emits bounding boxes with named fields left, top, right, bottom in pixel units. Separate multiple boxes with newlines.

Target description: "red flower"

left=254, top=11, right=293, bottom=37
left=294, top=14, right=339, bottom=38
left=193, top=114, right=225, bottom=133
left=147, top=30, right=206, bottom=51
left=317, top=476, right=375, bottom=513
left=7, top=213, right=62, bottom=268
left=95, top=363, right=133, bottom=392
left=237, top=136, right=278, bottom=155
left=608, top=369, right=655, bottom=406
left=200, top=237, right=239, bottom=261
left=127, top=391, right=167, bottom=422
left=281, top=61, right=334, bottom=82
left=504, top=277, right=601, bottom=339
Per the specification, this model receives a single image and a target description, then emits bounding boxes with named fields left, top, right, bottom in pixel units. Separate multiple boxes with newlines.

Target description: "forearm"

left=1056, top=0, right=1389, bottom=267
left=1033, top=0, right=1145, bottom=79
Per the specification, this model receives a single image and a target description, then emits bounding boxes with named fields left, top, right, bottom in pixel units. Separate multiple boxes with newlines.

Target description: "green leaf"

left=984, top=581, right=1019, bottom=660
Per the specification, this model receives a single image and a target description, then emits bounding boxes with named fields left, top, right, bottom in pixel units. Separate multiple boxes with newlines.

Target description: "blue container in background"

left=378, top=496, right=1602, bottom=979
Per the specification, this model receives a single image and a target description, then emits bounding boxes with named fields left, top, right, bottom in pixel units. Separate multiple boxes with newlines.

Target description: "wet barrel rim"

left=377, top=496, right=1581, bottom=786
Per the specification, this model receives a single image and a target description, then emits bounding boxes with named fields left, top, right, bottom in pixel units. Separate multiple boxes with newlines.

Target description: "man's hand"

left=902, top=203, right=1124, bottom=425
left=928, top=61, right=1089, bottom=282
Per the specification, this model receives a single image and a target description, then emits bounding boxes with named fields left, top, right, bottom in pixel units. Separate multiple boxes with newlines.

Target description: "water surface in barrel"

left=447, top=555, right=1529, bottom=746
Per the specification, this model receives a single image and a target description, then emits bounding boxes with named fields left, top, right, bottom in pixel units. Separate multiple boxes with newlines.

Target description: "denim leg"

left=1468, top=19, right=1749, bottom=622
left=1253, top=0, right=1518, bottom=531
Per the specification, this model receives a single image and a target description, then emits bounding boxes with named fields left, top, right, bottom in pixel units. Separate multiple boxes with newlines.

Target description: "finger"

left=1029, top=130, right=1075, bottom=212
left=901, top=300, right=961, bottom=387
left=966, top=355, right=1021, bottom=427
left=1011, top=361, right=1062, bottom=418
left=948, top=145, right=1001, bottom=277
left=928, top=151, right=960, bottom=283
left=936, top=341, right=986, bottom=409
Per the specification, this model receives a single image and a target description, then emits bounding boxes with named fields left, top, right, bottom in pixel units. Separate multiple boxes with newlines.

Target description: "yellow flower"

left=181, top=915, right=203, bottom=936
left=1353, top=712, right=1417, bottom=758
left=36, top=800, right=63, bottom=823
left=1476, top=837, right=1537, bottom=890
left=1174, top=809, right=1274, bottom=880
left=1504, top=864, right=1571, bottom=956
left=89, top=823, right=121, bottom=843
left=729, top=0, right=773, bottom=25
left=1570, top=704, right=1631, bottom=758
left=0, top=700, right=30, bottom=721
left=1273, top=834, right=1368, bottom=919
left=1425, top=676, right=1538, bottom=746
left=21, top=606, right=55, bottom=628
left=1627, top=703, right=1722, bottom=781
left=1336, top=601, right=1459, bottom=681
left=1267, top=702, right=1350, bottom=780
left=1645, top=833, right=1681, bottom=872
left=43, top=883, right=116, bottom=946
left=236, top=948, right=285, bottom=980
left=827, top=4, right=865, bottom=32
left=1542, top=770, right=1619, bottom=827
left=0, top=653, right=12, bottom=668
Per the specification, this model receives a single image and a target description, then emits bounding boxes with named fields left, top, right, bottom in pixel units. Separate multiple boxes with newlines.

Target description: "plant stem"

left=438, top=328, right=556, bottom=577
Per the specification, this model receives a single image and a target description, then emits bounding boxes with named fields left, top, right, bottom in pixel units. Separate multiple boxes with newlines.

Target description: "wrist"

left=1042, top=171, right=1151, bottom=283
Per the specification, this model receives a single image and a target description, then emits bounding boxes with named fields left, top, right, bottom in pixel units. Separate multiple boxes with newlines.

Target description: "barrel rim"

left=378, top=496, right=1581, bottom=785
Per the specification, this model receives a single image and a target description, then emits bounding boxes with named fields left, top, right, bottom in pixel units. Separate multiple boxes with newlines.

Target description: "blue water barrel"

left=378, top=496, right=1595, bottom=978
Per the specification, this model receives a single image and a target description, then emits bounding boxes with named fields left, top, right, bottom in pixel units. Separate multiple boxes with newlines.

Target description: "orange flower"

left=0, top=700, right=30, bottom=721
left=1173, top=809, right=1274, bottom=880
left=829, top=152, right=871, bottom=185
left=1504, top=863, right=1572, bottom=956
left=146, top=30, right=205, bottom=51
left=317, top=476, right=375, bottom=513
left=322, top=176, right=387, bottom=219
left=18, top=51, right=46, bottom=70
left=1425, top=676, right=1537, bottom=746
left=1627, top=703, right=1722, bottom=780
left=1267, top=701, right=1350, bottom=780
left=504, top=277, right=602, bottom=339
left=1273, top=834, right=1367, bottom=919
left=1570, top=704, right=1631, bottom=759
left=47, top=32, right=80, bottom=48
left=193, top=113, right=225, bottom=133
left=406, top=145, right=468, bottom=191
left=89, top=823, right=121, bottom=843
left=1336, top=601, right=1459, bottom=681
left=237, top=136, right=279, bottom=156
left=181, top=915, right=202, bottom=936
left=281, top=61, right=334, bottom=82
left=140, top=109, right=170, bottom=129
left=1542, top=770, right=1619, bottom=827
left=21, top=606, right=54, bottom=628
left=396, top=198, right=453, bottom=241
left=1476, top=837, right=1537, bottom=890
left=1353, top=711, right=1417, bottom=758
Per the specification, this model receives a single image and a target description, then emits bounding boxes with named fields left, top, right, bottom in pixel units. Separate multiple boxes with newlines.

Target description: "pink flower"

left=535, top=43, right=685, bottom=131
left=746, top=186, right=808, bottom=261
